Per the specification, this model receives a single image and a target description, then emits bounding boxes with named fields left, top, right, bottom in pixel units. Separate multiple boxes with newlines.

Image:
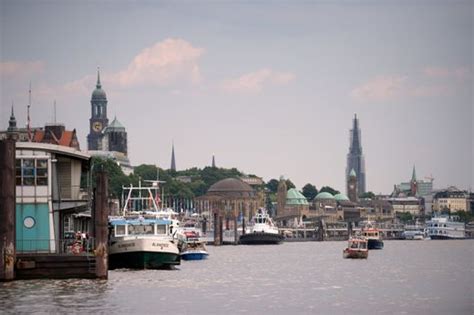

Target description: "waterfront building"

left=313, top=192, right=338, bottom=219
left=387, top=197, right=423, bottom=216
left=359, top=199, right=394, bottom=221
left=275, top=188, right=310, bottom=227
left=195, top=178, right=259, bottom=244
left=14, top=142, right=91, bottom=253
left=346, top=114, right=366, bottom=196
left=433, top=188, right=469, bottom=212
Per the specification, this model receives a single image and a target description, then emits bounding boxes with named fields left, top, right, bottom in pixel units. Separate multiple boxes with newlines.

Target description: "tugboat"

left=239, top=208, right=284, bottom=245
left=361, top=222, right=384, bottom=249
left=343, top=238, right=368, bottom=259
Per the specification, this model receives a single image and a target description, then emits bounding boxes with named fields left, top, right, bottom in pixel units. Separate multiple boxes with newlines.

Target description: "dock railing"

left=16, top=238, right=95, bottom=256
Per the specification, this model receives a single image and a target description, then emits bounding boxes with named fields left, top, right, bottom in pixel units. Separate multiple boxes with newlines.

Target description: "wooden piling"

left=234, top=215, right=238, bottom=245
left=0, top=139, right=16, bottom=281
left=93, top=170, right=108, bottom=279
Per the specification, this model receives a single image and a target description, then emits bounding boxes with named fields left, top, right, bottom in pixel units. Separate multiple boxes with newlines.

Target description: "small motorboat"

left=343, top=238, right=368, bottom=259
left=180, top=240, right=209, bottom=261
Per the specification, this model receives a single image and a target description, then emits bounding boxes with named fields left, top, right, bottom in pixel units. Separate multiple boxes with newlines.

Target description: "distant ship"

left=361, top=222, right=384, bottom=249
left=426, top=216, right=465, bottom=240
left=239, top=208, right=284, bottom=245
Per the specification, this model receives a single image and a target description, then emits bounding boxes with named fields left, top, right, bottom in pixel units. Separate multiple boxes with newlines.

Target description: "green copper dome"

left=92, top=68, right=107, bottom=100
left=334, top=193, right=350, bottom=201
left=286, top=188, right=309, bottom=205
left=315, top=192, right=335, bottom=200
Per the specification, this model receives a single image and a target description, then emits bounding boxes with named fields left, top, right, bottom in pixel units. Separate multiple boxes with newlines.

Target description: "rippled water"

left=1, top=240, right=473, bottom=314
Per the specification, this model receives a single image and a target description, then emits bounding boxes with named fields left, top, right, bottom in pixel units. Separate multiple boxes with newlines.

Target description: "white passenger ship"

left=426, top=216, right=465, bottom=240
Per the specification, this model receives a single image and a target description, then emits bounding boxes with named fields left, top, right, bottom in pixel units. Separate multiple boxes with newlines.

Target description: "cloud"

left=0, top=61, right=45, bottom=79
left=351, top=75, right=406, bottom=102
left=410, top=84, right=453, bottom=97
left=221, top=68, right=295, bottom=93
left=423, top=66, right=471, bottom=80
left=111, top=38, right=204, bottom=87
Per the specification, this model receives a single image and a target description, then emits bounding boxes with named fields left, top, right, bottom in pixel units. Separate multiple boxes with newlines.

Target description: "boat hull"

left=109, top=238, right=180, bottom=269
left=367, top=239, right=384, bottom=250
left=109, top=251, right=180, bottom=269
left=181, top=251, right=209, bottom=261
left=430, top=235, right=465, bottom=240
left=239, top=232, right=284, bottom=245
left=343, top=249, right=368, bottom=259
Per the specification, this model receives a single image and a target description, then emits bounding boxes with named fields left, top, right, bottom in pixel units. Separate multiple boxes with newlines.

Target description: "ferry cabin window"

left=127, top=224, right=153, bottom=235
left=115, top=225, right=126, bottom=236
left=156, top=224, right=166, bottom=235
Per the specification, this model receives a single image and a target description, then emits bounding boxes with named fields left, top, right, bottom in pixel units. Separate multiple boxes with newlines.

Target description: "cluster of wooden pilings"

left=0, top=139, right=109, bottom=281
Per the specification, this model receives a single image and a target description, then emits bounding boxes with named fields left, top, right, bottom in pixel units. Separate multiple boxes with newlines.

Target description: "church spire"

left=212, top=154, right=216, bottom=168
left=170, top=142, right=176, bottom=172
left=411, top=165, right=417, bottom=182
left=96, top=67, right=102, bottom=89
left=7, top=102, right=17, bottom=132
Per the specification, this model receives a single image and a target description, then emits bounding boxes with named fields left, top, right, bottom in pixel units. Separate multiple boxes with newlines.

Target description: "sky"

left=1, top=0, right=472, bottom=194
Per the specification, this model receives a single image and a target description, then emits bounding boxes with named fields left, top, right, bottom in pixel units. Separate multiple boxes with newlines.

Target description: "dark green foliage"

left=452, top=210, right=473, bottom=223
left=397, top=212, right=413, bottom=223
left=302, top=183, right=318, bottom=201
left=266, top=179, right=279, bottom=193
left=91, top=157, right=131, bottom=199
left=319, top=186, right=340, bottom=195
left=285, top=179, right=296, bottom=189
left=360, top=191, right=376, bottom=199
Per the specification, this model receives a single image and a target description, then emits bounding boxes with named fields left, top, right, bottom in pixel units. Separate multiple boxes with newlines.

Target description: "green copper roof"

left=286, top=188, right=309, bottom=205
left=105, top=117, right=125, bottom=131
left=349, top=168, right=356, bottom=177
left=334, top=193, right=350, bottom=201
left=315, top=192, right=335, bottom=200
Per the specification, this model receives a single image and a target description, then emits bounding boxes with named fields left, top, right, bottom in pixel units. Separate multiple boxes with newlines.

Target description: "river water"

left=1, top=240, right=473, bottom=314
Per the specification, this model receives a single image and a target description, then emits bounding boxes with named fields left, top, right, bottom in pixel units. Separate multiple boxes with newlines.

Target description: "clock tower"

left=87, top=68, right=109, bottom=150
left=347, top=168, right=358, bottom=202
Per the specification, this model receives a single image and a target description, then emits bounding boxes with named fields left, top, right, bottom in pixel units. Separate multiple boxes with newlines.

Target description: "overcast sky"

left=1, top=0, right=472, bottom=193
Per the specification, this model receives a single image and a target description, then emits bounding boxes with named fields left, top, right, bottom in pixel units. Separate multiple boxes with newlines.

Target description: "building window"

left=15, top=158, right=48, bottom=186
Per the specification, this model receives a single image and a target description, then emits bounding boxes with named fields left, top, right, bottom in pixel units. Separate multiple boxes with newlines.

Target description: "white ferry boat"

left=426, top=216, right=465, bottom=240
left=239, top=208, right=283, bottom=245
left=403, top=224, right=426, bottom=240
left=108, top=183, right=180, bottom=269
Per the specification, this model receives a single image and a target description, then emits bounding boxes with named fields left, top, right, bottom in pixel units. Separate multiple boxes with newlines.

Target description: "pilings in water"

left=213, top=212, right=223, bottom=245
left=233, top=216, right=238, bottom=245
left=93, top=170, right=109, bottom=279
left=0, top=139, right=16, bottom=281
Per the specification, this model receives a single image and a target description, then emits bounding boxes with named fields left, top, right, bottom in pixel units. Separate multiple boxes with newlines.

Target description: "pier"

left=0, top=139, right=109, bottom=281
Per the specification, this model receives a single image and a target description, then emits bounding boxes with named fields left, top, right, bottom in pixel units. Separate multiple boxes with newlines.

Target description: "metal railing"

left=16, top=238, right=95, bottom=256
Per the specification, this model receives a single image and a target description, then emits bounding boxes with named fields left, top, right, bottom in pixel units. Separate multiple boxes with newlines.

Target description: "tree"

left=302, top=183, right=318, bottom=201
left=266, top=179, right=279, bottom=193
left=360, top=191, right=376, bottom=199
left=91, top=157, right=130, bottom=199
left=397, top=212, right=413, bottom=223
left=319, top=186, right=340, bottom=195
left=452, top=210, right=473, bottom=223
left=285, top=179, right=296, bottom=189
